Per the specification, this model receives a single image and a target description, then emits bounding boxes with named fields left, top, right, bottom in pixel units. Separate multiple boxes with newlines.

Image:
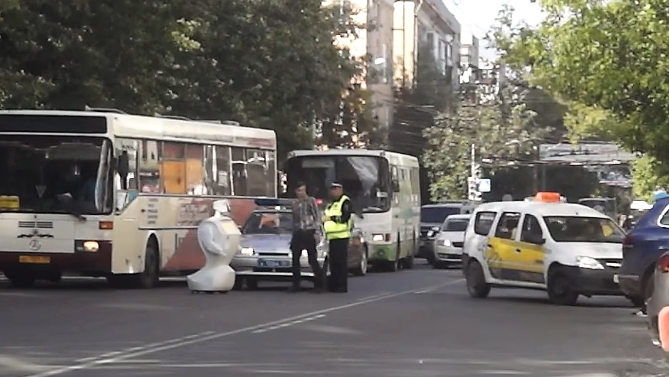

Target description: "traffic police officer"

left=322, top=182, right=352, bottom=293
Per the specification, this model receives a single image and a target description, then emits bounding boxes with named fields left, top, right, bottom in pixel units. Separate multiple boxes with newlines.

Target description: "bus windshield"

left=286, top=155, right=391, bottom=213
left=0, top=135, right=113, bottom=215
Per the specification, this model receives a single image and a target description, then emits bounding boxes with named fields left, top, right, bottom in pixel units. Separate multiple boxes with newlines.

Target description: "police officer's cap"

left=329, top=182, right=343, bottom=189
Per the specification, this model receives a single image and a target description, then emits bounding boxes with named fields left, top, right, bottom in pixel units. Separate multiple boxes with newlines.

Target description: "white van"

left=462, top=201, right=625, bottom=305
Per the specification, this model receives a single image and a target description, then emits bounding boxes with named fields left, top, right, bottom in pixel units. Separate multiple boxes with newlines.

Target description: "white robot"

left=187, top=200, right=241, bottom=293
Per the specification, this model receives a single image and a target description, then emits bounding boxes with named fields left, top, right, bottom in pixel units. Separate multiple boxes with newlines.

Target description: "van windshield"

left=543, top=216, right=625, bottom=243
left=422, top=206, right=460, bottom=223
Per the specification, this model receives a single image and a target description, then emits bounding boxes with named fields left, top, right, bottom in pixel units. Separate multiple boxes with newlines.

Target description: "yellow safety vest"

left=324, top=195, right=352, bottom=240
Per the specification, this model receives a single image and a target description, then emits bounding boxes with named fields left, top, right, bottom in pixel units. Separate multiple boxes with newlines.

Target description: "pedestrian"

left=322, top=182, right=352, bottom=293
left=288, top=181, right=324, bottom=293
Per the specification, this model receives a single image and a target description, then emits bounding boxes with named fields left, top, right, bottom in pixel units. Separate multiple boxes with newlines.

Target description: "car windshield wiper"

left=52, top=209, right=87, bottom=222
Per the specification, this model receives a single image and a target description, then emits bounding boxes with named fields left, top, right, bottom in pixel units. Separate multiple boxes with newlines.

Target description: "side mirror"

left=392, top=179, right=400, bottom=192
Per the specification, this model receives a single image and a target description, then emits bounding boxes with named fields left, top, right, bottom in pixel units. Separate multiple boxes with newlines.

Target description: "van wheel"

left=133, top=241, right=160, bottom=289
left=547, top=271, right=578, bottom=305
left=246, top=278, right=259, bottom=290
left=466, top=260, right=490, bottom=298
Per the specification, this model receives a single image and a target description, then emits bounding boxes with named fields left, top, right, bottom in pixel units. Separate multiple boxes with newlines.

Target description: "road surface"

left=0, top=262, right=667, bottom=377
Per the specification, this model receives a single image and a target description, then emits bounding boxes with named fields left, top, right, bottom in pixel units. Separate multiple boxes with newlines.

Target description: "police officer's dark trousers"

left=290, top=229, right=323, bottom=289
left=328, top=238, right=349, bottom=292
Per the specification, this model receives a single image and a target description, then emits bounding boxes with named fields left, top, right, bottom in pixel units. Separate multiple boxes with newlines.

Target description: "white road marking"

left=25, top=279, right=465, bottom=377
left=355, top=292, right=390, bottom=301
left=416, top=279, right=464, bottom=294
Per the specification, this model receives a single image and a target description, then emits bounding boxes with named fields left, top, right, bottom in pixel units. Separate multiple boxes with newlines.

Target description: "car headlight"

left=576, top=256, right=604, bottom=270
left=301, top=249, right=308, bottom=258
left=439, top=239, right=452, bottom=247
left=238, top=247, right=255, bottom=257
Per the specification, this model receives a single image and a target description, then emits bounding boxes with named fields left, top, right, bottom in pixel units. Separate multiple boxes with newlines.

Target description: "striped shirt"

left=292, top=196, right=319, bottom=231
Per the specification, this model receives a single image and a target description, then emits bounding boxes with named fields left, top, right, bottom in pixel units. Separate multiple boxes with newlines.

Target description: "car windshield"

left=543, top=216, right=625, bottom=243
left=0, top=135, right=113, bottom=215
left=442, top=218, right=469, bottom=232
left=422, top=206, right=461, bottom=223
left=242, top=212, right=293, bottom=235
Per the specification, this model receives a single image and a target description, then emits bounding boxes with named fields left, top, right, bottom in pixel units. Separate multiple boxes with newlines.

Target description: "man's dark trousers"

left=290, top=229, right=323, bottom=289
left=328, top=238, right=349, bottom=292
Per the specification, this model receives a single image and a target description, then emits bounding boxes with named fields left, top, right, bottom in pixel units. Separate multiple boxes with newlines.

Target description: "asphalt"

left=0, top=262, right=668, bottom=377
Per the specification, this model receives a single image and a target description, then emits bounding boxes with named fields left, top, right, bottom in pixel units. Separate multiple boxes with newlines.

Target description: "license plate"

left=258, top=259, right=290, bottom=268
left=19, top=255, right=50, bottom=264
left=613, top=274, right=619, bottom=283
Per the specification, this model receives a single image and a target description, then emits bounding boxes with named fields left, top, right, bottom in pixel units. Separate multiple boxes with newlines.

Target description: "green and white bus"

left=285, top=149, right=420, bottom=271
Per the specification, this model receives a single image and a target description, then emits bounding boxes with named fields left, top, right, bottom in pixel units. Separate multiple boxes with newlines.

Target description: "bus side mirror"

left=117, top=153, right=130, bottom=190
left=392, top=179, right=400, bottom=192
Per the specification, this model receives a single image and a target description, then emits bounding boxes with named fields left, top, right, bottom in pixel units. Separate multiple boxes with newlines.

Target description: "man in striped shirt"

left=289, top=181, right=324, bottom=293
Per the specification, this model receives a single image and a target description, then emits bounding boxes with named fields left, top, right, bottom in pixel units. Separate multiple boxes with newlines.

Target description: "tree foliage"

left=0, top=0, right=371, bottom=159
left=497, top=0, right=669, bottom=164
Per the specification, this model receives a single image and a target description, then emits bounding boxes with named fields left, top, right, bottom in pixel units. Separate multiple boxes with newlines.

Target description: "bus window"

left=139, top=140, right=161, bottom=193
left=161, top=142, right=186, bottom=194
left=115, top=138, right=139, bottom=191
left=247, top=149, right=267, bottom=196
left=214, top=146, right=231, bottom=195
left=185, top=144, right=205, bottom=195
left=231, top=147, right=248, bottom=196
left=266, top=150, right=276, bottom=197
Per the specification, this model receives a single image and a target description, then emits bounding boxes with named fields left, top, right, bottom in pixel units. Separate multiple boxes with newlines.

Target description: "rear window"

left=442, top=218, right=469, bottom=232
left=474, top=211, right=497, bottom=236
left=421, top=206, right=461, bottom=223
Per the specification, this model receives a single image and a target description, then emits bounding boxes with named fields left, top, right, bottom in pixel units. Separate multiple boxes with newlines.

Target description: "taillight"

left=623, top=234, right=633, bottom=247
left=658, top=253, right=669, bottom=273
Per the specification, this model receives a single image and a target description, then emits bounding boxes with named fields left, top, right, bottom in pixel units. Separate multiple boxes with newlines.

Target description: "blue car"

left=619, top=197, right=669, bottom=307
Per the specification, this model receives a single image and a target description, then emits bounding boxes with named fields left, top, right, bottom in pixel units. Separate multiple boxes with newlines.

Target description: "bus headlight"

left=82, top=241, right=99, bottom=252
left=372, top=234, right=389, bottom=242
left=238, top=247, right=255, bottom=256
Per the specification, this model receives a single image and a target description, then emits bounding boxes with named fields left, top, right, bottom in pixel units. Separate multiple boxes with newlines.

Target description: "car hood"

left=240, top=234, right=292, bottom=252
left=554, top=242, right=623, bottom=259
left=436, top=231, right=465, bottom=243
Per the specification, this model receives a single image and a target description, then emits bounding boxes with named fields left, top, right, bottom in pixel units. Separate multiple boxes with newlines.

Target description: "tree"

left=422, top=73, right=549, bottom=201
left=497, top=0, right=669, bottom=164
left=0, top=0, right=370, bottom=160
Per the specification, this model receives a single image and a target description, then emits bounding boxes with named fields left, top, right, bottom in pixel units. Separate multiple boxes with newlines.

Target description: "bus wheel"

left=134, top=241, right=160, bottom=289
left=5, top=271, right=36, bottom=288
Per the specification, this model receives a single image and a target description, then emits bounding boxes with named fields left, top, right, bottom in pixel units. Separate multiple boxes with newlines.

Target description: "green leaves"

left=0, top=0, right=366, bottom=159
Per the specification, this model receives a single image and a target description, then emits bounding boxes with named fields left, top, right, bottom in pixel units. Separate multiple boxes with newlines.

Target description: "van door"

left=485, top=211, right=521, bottom=280
left=506, top=213, right=546, bottom=284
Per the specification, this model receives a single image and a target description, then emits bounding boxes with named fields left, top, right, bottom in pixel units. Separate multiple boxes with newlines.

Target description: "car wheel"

left=246, top=278, right=259, bottom=290
left=352, top=250, right=367, bottom=276
left=466, top=260, right=491, bottom=298
left=547, top=270, right=579, bottom=306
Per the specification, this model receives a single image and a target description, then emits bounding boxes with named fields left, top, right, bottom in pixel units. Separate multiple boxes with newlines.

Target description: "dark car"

left=619, top=197, right=669, bottom=307
left=419, top=203, right=474, bottom=263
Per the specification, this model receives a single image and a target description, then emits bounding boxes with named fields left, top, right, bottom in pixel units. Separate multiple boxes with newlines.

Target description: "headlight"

left=372, top=234, right=385, bottom=242
left=576, top=256, right=604, bottom=270
left=238, top=247, right=255, bottom=257
left=82, top=241, right=99, bottom=252
left=439, top=239, right=452, bottom=247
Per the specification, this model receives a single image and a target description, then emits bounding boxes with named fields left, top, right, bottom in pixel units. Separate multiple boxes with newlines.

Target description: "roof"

left=422, top=203, right=465, bottom=208
left=445, top=214, right=471, bottom=220
left=0, top=110, right=276, bottom=149
left=474, top=201, right=609, bottom=218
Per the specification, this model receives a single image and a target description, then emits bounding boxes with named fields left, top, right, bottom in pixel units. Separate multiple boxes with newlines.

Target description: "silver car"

left=231, top=208, right=369, bottom=290
left=432, top=214, right=470, bottom=268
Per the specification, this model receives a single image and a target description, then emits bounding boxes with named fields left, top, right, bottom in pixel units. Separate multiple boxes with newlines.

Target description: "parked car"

left=619, top=197, right=669, bottom=307
left=432, top=214, right=470, bottom=269
left=419, top=202, right=475, bottom=263
left=647, top=252, right=669, bottom=348
left=231, top=205, right=367, bottom=290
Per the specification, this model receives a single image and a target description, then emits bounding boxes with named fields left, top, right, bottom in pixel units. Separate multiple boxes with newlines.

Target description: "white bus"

left=285, top=149, right=420, bottom=271
left=0, top=109, right=277, bottom=288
